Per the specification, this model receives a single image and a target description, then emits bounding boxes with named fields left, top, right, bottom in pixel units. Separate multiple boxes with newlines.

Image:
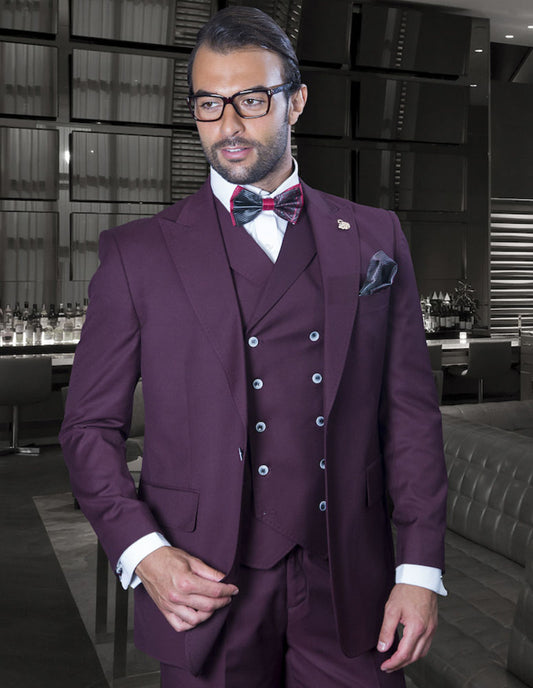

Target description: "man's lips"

left=217, top=142, right=253, bottom=161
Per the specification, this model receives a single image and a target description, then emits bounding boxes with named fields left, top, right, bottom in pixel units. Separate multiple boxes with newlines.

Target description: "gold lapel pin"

left=337, top=219, right=350, bottom=230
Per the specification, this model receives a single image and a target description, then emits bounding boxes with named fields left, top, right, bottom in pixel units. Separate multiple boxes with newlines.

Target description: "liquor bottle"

left=63, top=303, right=74, bottom=341
left=48, top=304, right=57, bottom=328
left=40, top=303, right=49, bottom=329
left=12, top=302, right=22, bottom=327
left=82, top=298, right=88, bottom=325
left=429, top=292, right=440, bottom=333
left=74, top=302, right=83, bottom=331
left=22, top=301, right=30, bottom=326
left=57, top=302, right=66, bottom=328
left=4, top=304, right=12, bottom=327
left=443, top=293, right=452, bottom=329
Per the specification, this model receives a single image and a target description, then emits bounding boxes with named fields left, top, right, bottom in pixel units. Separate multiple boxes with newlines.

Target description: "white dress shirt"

left=116, top=164, right=446, bottom=596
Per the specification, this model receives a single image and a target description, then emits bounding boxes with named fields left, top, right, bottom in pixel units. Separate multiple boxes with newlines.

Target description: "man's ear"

left=288, top=84, right=308, bottom=126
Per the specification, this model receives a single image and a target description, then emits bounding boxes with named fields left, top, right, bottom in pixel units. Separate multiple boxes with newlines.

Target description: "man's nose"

left=219, top=102, right=244, bottom=137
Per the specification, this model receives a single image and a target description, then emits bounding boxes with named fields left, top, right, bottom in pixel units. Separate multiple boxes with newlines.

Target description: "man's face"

left=191, top=45, right=306, bottom=191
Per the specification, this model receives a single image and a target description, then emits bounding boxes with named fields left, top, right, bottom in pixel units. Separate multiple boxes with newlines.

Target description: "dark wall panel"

left=296, top=141, right=350, bottom=198
left=356, top=78, right=467, bottom=144
left=297, top=71, right=350, bottom=137
left=353, top=4, right=471, bottom=77
left=492, top=82, right=533, bottom=200
left=357, top=149, right=466, bottom=212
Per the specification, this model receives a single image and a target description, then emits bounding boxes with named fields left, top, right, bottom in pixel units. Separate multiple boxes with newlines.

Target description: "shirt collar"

left=209, top=159, right=300, bottom=214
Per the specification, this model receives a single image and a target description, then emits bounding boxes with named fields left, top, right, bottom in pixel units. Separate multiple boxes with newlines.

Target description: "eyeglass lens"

left=193, top=91, right=271, bottom=121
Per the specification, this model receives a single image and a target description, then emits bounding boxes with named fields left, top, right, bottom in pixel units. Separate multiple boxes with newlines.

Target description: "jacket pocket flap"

left=140, top=481, right=199, bottom=533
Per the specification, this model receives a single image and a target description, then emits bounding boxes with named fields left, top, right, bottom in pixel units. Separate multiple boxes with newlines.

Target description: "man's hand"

left=377, top=583, right=438, bottom=673
left=135, top=546, right=239, bottom=633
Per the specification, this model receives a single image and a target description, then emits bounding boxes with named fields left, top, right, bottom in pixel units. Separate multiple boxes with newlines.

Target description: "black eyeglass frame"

left=186, top=82, right=297, bottom=122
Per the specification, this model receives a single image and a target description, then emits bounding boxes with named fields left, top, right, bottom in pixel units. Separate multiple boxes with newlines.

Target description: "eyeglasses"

left=187, top=83, right=295, bottom=122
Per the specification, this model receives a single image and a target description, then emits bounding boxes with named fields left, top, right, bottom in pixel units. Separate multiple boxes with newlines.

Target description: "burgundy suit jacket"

left=59, top=180, right=447, bottom=674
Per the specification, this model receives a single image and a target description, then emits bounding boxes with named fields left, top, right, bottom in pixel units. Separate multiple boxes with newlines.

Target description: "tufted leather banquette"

left=405, top=401, right=533, bottom=688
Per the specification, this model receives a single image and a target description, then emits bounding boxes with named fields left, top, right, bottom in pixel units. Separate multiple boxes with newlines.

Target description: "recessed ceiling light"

left=528, top=25, right=533, bottom=29
left=474, top=48, right=483, bottom=53
left=470, top=83, right=478, bottom=88
left=505, top=34, right=515, bottom=39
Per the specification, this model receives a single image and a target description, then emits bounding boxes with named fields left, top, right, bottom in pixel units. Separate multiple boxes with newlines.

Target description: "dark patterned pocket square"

left=359, top=250, right=398, bottom=296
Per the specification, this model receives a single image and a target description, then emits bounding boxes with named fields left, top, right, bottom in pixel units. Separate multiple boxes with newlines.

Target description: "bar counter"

left=429, top=337, right=520, bottom=366
left=0, top=335, right=521, bottom=368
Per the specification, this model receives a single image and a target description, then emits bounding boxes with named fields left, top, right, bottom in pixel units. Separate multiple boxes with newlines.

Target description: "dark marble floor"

left=0, top=445, right=109, bottom=687
left=0, top=445, right=158, bottom=688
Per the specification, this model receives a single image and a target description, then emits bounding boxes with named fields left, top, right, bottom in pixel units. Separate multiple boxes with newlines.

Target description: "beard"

left=200, top=118, right=291, bottom=187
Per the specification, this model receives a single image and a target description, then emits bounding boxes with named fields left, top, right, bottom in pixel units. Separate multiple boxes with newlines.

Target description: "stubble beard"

left=202, top=118, right=291, bottom=187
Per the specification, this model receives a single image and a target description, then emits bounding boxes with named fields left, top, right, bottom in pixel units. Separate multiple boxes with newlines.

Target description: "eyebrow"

left=192, top=85, right=268, bottom=97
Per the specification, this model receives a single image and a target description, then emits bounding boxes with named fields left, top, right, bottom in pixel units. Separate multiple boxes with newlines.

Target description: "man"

left=60, top=7, right=447, bottom=687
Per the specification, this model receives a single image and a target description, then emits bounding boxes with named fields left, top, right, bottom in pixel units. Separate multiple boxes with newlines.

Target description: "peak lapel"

left=303, top=184, right=361, bottom=419
left=158, top=182, right=248, bottom=433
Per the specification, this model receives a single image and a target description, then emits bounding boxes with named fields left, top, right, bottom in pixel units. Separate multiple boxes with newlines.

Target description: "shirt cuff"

left=395, top=564, right=448, bottom=596
left=116, top=532, right=171, bottom=590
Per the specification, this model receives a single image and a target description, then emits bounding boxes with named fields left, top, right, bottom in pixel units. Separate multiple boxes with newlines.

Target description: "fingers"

left=380, top=621, right=433, bottom=672
left=135, top=546, right=239, bottom=632
left=377, top=598, right=400, bottom=654
left=377, top=584, right=438, bottom=673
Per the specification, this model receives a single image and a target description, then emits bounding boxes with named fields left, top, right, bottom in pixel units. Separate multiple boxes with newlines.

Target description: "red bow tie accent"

left=230, top=183, right=304, bottom=227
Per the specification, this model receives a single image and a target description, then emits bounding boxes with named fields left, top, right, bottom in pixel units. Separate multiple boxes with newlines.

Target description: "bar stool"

left=448, top=340, right=512, bottom=403
left=0, top=356, right=52, bottom=455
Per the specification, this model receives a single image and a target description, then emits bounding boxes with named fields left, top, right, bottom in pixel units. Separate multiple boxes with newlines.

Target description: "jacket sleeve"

left=59, top=229, right=162, bottom=567
left=379, top=211, right=448, bottom=571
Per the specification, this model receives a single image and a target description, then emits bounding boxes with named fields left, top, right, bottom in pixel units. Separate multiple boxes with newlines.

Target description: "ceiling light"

left=505, top=34, right=515, bottom=39
left=528, top=25, right=533, bottom=29
left=474, top=49, right=483, bottom=53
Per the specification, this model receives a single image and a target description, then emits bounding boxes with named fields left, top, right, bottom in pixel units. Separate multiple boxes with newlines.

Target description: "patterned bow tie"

left=230, top=183, right=304, bottom=227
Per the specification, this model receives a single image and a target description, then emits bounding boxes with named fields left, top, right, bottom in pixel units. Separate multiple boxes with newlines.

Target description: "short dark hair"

left=187, top=6, right=301, bottom=94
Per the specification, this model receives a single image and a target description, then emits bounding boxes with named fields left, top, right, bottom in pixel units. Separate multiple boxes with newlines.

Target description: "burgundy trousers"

left=160, top=548, right=405, bottom=688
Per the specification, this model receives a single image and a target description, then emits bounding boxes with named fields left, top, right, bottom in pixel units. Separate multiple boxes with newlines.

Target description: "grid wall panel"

left=0, top=127, right=58, bottom=200
left=0, top=42, right=57, bottom=118
left=72, top=50, right=173, bottom=125
left=71, top=131, right=171, bottom=203
left=0, top=0, right=57, bottom=34
left=0, top=211, right=58, bottom=307
left=71, top=0, right=172, bottom=45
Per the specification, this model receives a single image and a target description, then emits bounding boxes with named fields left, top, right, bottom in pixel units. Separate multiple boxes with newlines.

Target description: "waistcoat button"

left=319, top=458, right=326, bottom=469
left=248, top=336, right=259, bottom=348
left=312, top=373, right=322, bottom=384
left=316, top=415, right=325, bottom=427
left=258, top=464, right=269, bottom=476
left=309, top=331, right=320, bottom=342
left=252, top=378, right=264, bottom=390
left=319, top=500, right=327, bottom=512
left=255, top=421, right=266, bottom=433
